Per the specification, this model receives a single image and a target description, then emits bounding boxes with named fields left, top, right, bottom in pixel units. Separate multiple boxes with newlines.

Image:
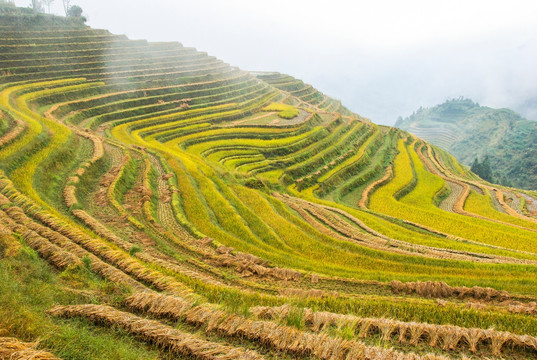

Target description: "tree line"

left=471, top=156, right=494, bottom=183
left=28, top=0, right=83, bottom=18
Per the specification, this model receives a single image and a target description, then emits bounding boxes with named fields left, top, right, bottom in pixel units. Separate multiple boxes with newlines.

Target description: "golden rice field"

left=1, top=12, right=537, bottom=360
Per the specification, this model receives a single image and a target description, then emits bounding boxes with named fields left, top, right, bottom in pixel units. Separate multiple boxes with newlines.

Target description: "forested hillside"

left=396, top=98, right=537, bottom=189
left=1, top=10, right=537, bottom=360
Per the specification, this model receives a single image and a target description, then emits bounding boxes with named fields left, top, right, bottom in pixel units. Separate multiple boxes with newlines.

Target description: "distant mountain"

left=396, top=98, right=537, bottom=189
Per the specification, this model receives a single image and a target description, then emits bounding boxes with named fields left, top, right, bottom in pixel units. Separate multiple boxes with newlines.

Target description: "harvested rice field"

left=1, top=8, right=537, bottom=360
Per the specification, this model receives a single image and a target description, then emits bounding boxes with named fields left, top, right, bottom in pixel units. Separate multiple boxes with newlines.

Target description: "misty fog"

left=14, top=0, right=537, bottom=125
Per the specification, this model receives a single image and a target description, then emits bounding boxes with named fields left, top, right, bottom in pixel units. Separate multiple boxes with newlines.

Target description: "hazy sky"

left=15, top=0, right=537, bottom=124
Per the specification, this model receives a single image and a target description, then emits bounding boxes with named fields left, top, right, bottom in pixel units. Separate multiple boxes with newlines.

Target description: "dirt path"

left=148, top=154, right=197, bottom=243
left=439, top=181, right=463, bottom=212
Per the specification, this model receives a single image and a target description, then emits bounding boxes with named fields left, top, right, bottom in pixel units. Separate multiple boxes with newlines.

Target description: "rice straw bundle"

left=0, top=337, right=61, bottom=360
left=48, top=305, right=263, bottom=360
left=251, top=304, right=537, bottom=356
left=125, top=292, right=454, bottom=360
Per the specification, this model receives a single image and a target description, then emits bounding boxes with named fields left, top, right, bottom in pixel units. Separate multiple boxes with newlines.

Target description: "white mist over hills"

left=13, top=0, right=537, bottom=125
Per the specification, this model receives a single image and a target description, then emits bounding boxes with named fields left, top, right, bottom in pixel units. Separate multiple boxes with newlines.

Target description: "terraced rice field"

left=405, top=123, right=462, bottom=151
left=1, top=13, right=537, bottom=360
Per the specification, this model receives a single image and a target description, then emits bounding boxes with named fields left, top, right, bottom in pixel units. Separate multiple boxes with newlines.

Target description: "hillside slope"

left=253, top=72, right=356, bottom=116
left=396, top=98, right=537, bottom=189
left=1, top=11, right=537, bottom=360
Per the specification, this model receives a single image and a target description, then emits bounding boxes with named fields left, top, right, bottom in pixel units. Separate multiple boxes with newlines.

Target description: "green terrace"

left=2, top=12, right=537, bottom=360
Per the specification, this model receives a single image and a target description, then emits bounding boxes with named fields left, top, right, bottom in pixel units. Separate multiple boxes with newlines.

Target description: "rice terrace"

left=1, top=2, right=537, bottom=360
